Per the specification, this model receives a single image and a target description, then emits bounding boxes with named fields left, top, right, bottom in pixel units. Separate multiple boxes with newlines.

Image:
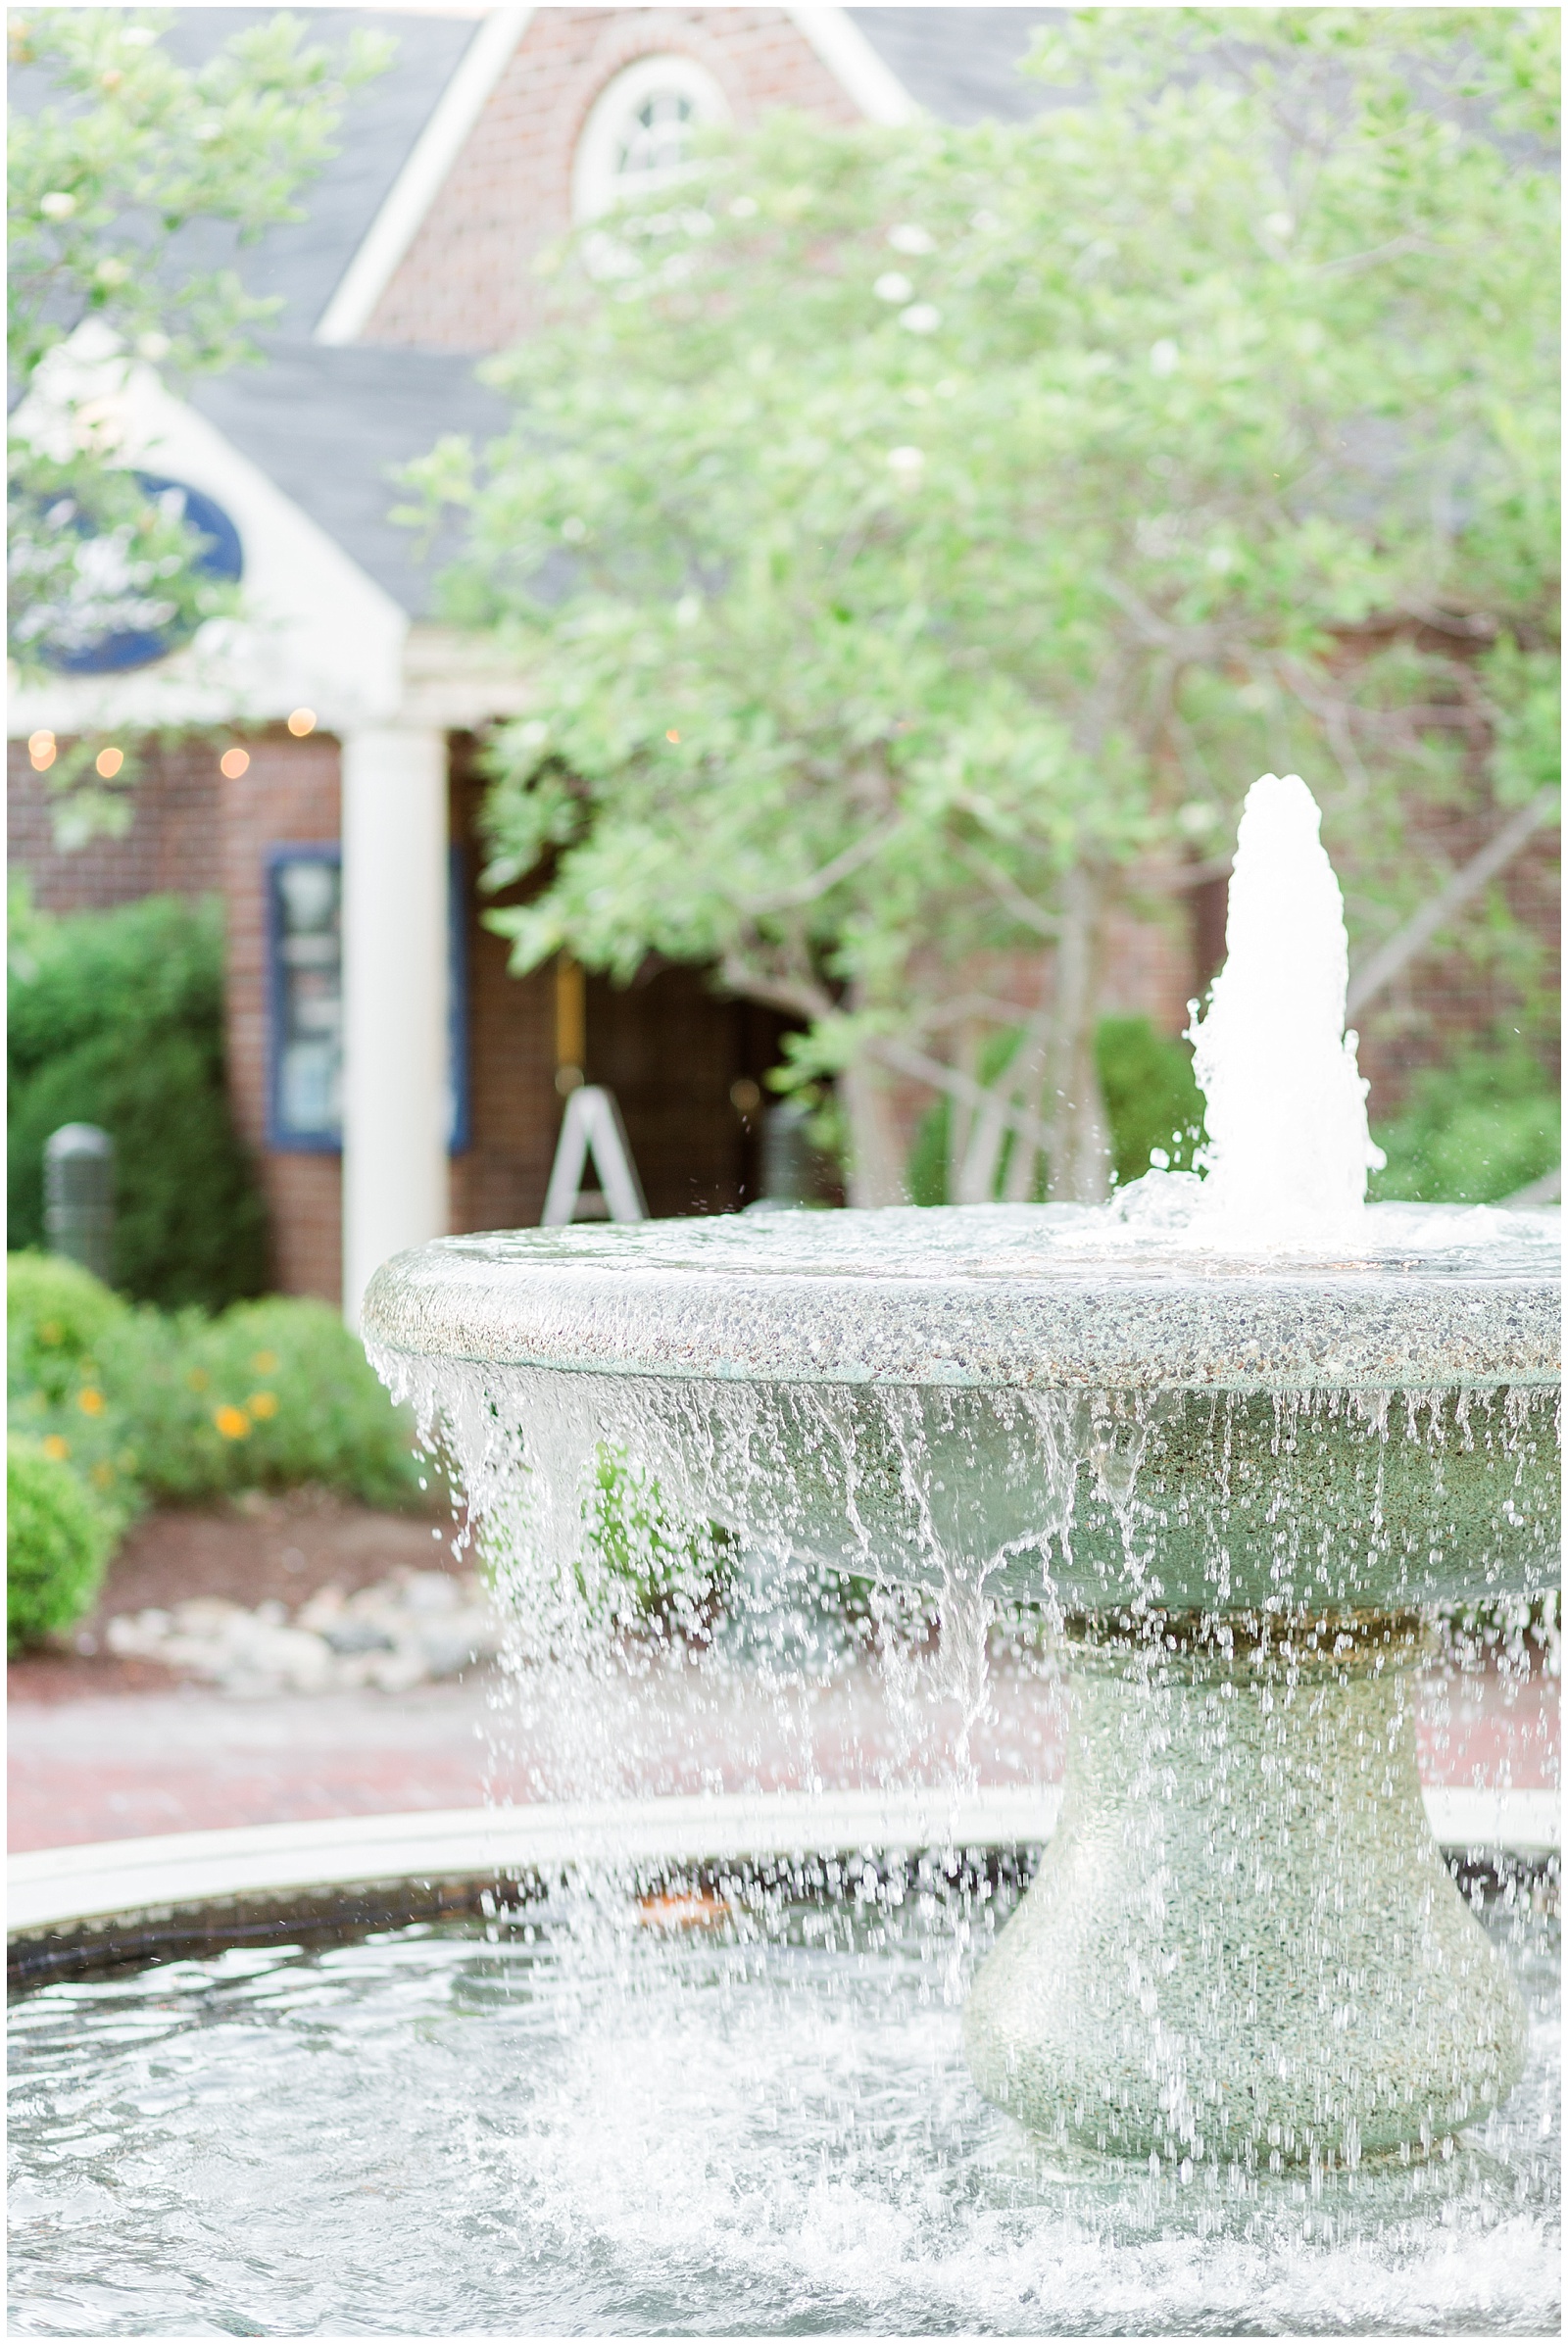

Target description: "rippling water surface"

left=8, top=1880, right=1558, bottom=2337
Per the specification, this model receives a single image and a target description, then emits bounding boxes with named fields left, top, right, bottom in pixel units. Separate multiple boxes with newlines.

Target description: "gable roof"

left=851, top=8, right=1062, bottom=124
left=156, top=8, right=478, bottom=342
left=18, top=11, right=1067, bottom=636
left=189, top=339, right=510, bottom=617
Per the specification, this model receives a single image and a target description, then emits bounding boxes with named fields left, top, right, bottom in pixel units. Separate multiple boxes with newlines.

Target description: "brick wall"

left=218, top=731, right=343, bottom=1303
left=9, top=729, right=344, bottom=1299
left=365, top=6, right=859, bottom=352
left=9, top=736, right=223, bottom=912
left=1354, top=826, right=1560, bottom=1121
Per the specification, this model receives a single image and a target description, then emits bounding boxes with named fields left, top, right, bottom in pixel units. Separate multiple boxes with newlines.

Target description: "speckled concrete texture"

left=363, top=1203, right=1560, bottom=1393
left=962, top=1622, right=1528, bottom=2168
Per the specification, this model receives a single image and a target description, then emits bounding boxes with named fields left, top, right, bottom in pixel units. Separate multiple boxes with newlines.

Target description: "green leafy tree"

left=408, top=9, right=1558, bottom=1201
left=8, top=8, right=388, bottom=833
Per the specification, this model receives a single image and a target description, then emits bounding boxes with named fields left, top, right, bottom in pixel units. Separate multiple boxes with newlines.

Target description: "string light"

left=27, top=730, right=56, bottom=771
left=286, top=708, right=317, bottom=737
left=220, top=747, right=250, bottom=778
left=94, top=746, right=123, bottom=778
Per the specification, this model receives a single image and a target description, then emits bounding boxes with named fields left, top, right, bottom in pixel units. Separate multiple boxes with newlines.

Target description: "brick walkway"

left=8, top=1656, right=1556, bottom=1853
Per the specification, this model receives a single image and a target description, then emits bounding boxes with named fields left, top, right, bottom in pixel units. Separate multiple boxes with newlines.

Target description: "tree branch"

left=718, top=954, right=835, bottom=1024
left=739, top=815, right=903, bottom=915
left=953, top=841, right=1060, bottom=939
left=1346, top=786, right=1560, bottom=1019
left=868, top=1035, right=1055, bottom=1155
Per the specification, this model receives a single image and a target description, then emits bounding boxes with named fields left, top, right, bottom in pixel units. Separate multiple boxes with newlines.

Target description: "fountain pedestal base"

left=962, top=1613, right=1525, bottom=2169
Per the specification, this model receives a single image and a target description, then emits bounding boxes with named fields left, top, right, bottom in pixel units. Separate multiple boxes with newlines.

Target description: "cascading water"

left=9, top=775, right=1558, bottom=2337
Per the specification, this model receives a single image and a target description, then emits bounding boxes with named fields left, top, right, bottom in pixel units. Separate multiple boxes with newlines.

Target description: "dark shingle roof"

left=22, top=12, right=1074, bottom=611
left=190, top=340, right=510, bottom=615
left=851, top=8, right=1065, bottom=123
left=156, top=10, right=477, bottom=337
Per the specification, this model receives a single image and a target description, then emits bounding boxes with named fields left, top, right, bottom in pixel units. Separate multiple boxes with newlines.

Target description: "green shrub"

left=580, top=1444, right=732, bottom=1635
left=1370, top=1042, right=1559, bottom=1204
left=7, top=1249, right=131, bottom=1404
left=7, top=1258, right=427, bottom=1514
left=906, top=1016, right=1204, bottom=1203
left=1094, top=1016, right=1205, bottom=1190
left=8, top=894, right=269, bottom=1309
left=7, top=1437, right=115, bottom=1655
left=91, top=1296, right=428, bottom=1509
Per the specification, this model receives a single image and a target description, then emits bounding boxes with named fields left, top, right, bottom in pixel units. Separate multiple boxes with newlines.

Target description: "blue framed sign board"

left=266, top=845, right=470, bottom=1154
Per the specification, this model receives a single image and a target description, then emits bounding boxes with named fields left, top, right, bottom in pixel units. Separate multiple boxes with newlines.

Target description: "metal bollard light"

left=44, top=1123, right=116, bottom=1283
left=753, top=1099, right=836, bottom=1209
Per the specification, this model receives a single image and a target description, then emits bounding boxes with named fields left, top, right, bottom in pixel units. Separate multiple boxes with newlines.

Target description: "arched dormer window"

left=572, top=54, right=729, bottom=222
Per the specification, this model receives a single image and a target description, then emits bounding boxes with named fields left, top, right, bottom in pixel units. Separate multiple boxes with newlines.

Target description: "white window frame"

left=572, top=54, right=730, bottom=223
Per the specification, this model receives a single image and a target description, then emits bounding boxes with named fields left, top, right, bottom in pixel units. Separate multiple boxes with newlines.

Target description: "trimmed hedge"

left=8, top=894, right=269, bottom=1310
left=7, top=1437, right=115, bottom=1655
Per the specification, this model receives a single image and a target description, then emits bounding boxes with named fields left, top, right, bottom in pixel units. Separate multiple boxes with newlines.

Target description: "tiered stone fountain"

left=366, top=776, right=1558, bottom=2173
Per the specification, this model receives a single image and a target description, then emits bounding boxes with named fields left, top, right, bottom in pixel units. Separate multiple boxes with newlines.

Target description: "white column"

left=341, top=726, right=449, bottom=1326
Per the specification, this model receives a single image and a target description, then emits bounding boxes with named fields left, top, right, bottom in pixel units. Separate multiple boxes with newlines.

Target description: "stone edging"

left=8, top=1784, right=1556, bottom=1940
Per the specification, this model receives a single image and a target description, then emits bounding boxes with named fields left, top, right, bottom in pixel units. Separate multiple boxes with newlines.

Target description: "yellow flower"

left=77, top=1387, right=106, bottom=1416
left=187, top=1367, right=210, bottom=1392
left=41, top=1435, right=71, bottom=1462
left=91, top=1461, right=115, bottom=1489
left=251, top=1350, right=279, bottom=1375
left=37, top=1320, right=62, bottom=1346
left=214, top=1404, right=251, bottom=1441
left=248, top=1391, right=278, bottom=1421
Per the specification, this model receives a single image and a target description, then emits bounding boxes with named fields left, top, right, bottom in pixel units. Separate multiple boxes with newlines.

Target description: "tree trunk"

left=840, top=1059, right=908, bottom=1207
left=1045, top=869, right=1112, bottom=1204
left=947, top=1019, right=979, bottom=1205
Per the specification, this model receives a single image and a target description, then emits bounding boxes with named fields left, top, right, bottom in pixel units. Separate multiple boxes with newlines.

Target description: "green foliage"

left=93, top=1296, right=427, bottom=1508
left=905, top=1103, right=951, bottom=1210
left=1369, top=1041, right=1559, bottom=1204
left=906, top=1026, right=1048, bottom=1205
left=6, top=1247, right=131, bottom=1404
left=8, top=893, right=268, bottom=1311
left=581, top=1445, right=732, bottom=1636
left=408, top=11, right=1558, bottom=1204
left=1095, top=1017, right=1205, bottom=1190
left=7, top=1435, right=115, bottom=1654
left=8, top=8, right=389, bottom=824
left=7, top=1258, right=427, bottom=1515
left=908, top=1014, right=1205, bottom=1201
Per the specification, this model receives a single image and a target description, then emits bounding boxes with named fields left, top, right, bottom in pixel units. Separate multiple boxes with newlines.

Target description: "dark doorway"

left=584, top=964, right=792, bottom=1216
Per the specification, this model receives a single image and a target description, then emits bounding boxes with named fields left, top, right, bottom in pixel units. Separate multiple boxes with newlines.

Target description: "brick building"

left=9, top=8, right=1553, bottom=1310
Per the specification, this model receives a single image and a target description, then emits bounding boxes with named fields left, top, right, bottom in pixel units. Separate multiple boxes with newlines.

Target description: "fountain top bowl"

left=363, top=1200, right=1559, bottom=1394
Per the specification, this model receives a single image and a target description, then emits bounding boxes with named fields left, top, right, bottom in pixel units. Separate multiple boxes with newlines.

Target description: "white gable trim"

left=785, top=7, right=920, bottom=126
left=8, top=365, right=408, bottom=739
left=316, top=6, right=533, bottom=345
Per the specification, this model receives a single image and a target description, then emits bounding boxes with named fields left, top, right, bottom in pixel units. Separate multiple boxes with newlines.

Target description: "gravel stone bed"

left=104, top=1570, right=503, bottom=1696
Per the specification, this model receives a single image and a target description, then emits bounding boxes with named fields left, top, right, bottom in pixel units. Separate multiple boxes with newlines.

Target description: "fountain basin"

left=363, top=1202, right=1559, bottom=2171
left=7, top=1802, right=1560, bottom=2338
left=366, top=1206, right=1558, bottom=1612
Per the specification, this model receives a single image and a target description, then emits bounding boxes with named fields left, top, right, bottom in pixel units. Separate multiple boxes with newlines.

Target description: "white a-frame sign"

left=541, top=1086, right=648, bottom=1226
